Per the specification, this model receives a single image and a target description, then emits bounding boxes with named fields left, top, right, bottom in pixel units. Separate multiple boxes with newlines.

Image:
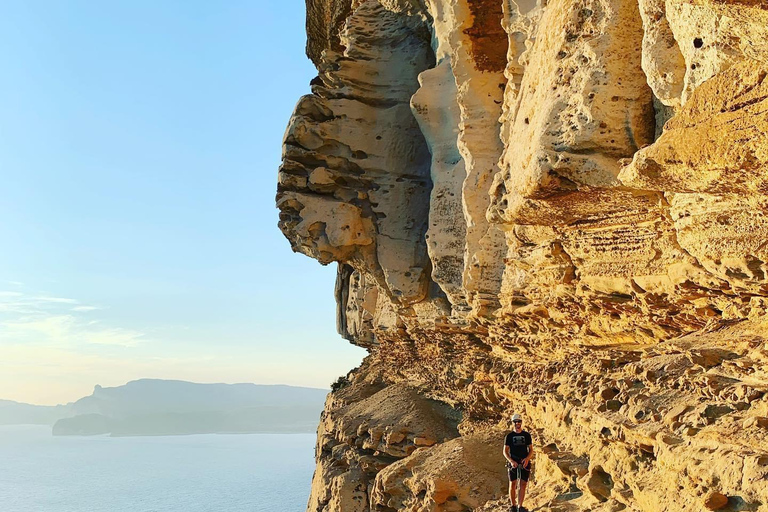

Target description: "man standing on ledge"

left=504, top=413, right=534, bottom=512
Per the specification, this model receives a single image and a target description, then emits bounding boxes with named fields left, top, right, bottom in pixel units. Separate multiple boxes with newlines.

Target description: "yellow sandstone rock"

left=276, top=1, right=768, bottom=511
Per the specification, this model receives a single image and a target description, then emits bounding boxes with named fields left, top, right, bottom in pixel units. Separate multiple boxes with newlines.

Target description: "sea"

left=0, top=425, right=316, bottom=512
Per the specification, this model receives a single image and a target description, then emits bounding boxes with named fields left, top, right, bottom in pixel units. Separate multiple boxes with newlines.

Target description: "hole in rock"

left=693, top=38, right=703, bottom=48
left=725, top=495, right=762, bottom=511
left=542, top=443, right=559, bottom=454
left=587, top=466, right=614, bottom=502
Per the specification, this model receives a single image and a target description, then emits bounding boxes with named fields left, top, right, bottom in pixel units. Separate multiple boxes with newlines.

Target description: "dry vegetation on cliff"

left=277, top=0, right=768, bottom=510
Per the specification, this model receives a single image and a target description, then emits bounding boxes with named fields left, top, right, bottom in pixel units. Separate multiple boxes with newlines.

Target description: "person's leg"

left=508, top=466, right=519, bottom=509
left=518, top=480, right=528, bottom=509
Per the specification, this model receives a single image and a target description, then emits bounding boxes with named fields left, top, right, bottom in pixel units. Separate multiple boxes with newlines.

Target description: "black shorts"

left=508, top=463, right=530, bottom=482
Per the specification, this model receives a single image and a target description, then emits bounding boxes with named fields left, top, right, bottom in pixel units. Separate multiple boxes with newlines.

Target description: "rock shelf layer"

left=276, top=1, right=768, bottom=510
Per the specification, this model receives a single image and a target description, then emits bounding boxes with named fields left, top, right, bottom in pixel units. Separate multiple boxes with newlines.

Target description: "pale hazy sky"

left=0, top=1, right=365, bottom=405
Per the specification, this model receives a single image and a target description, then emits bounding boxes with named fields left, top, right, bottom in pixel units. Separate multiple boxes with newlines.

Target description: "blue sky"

left=0, top=1, right=364, bottom=404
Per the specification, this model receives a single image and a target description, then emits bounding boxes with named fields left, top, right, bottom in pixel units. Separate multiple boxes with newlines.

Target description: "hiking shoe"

left=518, top=507, right=529, bottom=512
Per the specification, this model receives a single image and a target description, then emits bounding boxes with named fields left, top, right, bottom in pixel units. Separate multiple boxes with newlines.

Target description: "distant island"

left=0, top=379, right=328, bottom=436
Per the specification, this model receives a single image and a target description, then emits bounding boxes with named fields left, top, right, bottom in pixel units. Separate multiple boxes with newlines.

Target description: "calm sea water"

left=0, top=425, right=316, bottom=512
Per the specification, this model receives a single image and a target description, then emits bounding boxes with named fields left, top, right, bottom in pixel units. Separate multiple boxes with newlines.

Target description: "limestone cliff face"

left=277, top=1, right=768, bottom=510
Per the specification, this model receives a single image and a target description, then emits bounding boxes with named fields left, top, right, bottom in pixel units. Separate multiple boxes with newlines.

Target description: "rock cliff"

left=277, top=0, right=768, bottom=510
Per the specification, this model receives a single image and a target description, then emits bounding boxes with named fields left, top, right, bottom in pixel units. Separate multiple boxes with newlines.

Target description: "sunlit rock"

left=276, top=1, right=768, bottom=510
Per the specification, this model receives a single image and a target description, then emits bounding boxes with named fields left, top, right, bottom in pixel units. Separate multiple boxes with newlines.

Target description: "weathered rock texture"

left=277, top=0, right=768, bottom=510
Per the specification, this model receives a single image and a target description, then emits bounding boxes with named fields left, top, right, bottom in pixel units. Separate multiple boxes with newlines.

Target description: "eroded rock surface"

left=276, top=0, right=768, bottom=510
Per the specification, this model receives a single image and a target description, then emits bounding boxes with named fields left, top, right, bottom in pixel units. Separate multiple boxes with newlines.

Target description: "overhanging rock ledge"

left=277, top=1, right=768, bottom=510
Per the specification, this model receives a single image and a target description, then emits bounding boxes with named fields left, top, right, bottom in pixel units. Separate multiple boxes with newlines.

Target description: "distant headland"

left=0, top=379, right=328, bottom=436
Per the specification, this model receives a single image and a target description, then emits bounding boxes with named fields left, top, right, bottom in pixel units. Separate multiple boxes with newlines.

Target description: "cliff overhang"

left=277, top=1, right=768, bottom=510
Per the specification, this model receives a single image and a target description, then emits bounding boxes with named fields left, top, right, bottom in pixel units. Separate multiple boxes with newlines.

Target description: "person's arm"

left=503, top=444, right=517, bottom=467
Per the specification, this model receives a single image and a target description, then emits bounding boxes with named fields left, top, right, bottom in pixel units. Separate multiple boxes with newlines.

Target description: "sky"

left=0, top=1, right=365, bottom=405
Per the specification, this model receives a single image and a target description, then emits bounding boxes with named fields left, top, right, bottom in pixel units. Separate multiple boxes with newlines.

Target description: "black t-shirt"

left=504, top=430, right=532, bottom=461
